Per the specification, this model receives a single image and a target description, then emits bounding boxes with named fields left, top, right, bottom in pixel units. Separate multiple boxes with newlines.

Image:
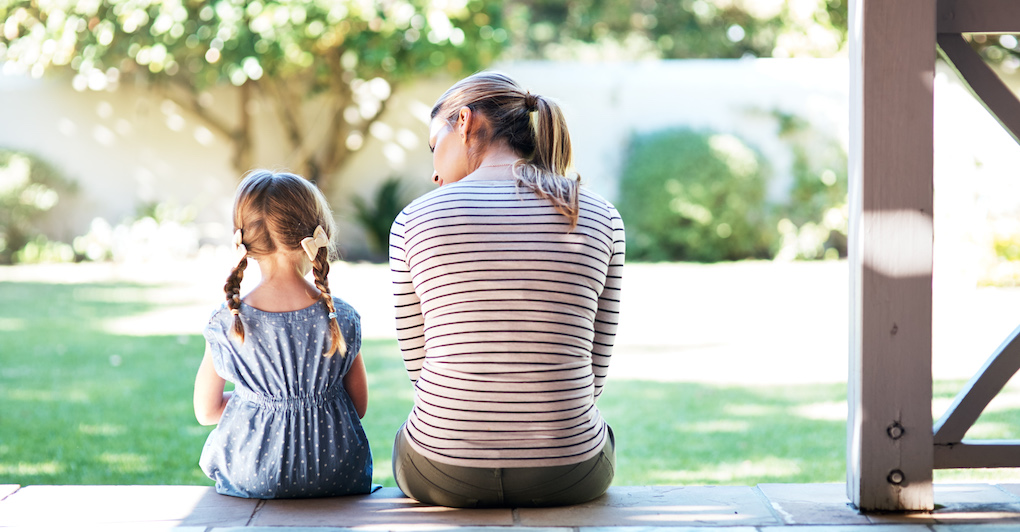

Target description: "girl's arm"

left=343, top=352, right=369, bottom=419
left=194, top=342, right=231, bottom=425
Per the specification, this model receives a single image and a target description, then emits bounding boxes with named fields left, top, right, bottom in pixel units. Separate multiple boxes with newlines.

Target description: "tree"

left=502, top=0, right=847, bottom=60
left=0, top=0, right=504, bottom=197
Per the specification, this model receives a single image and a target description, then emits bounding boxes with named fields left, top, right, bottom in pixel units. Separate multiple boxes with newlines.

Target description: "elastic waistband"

left=234, top=386, right=343, bottom=410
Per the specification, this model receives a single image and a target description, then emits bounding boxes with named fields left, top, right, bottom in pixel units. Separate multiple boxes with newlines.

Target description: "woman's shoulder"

left=579, top=188, right=621, bottom=216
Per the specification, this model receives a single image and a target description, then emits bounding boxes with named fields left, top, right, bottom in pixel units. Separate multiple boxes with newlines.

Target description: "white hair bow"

left=232, top=230, right=247, bottom=262
left=301, top=225, right=329, bottom=261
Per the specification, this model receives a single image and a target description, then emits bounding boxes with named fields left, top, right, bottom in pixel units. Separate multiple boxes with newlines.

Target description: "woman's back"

left=391, top=179, right=625, bottom=468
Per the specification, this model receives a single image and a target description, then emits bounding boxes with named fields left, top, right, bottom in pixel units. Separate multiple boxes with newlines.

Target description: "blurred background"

left=2, top=0, right=1020, bottom=488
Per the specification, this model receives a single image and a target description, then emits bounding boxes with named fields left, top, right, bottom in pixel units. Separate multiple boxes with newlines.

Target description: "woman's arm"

left=390, top=214, right=427, bottom=383
left=194, top=343, right=231, bottom=425
left=592, top=209, right=626, bottom=402
left=343, top=352, right=369, bottom=419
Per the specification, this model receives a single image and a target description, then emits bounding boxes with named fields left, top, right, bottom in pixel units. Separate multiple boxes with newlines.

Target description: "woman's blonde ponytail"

left=516, top=94, right=581, bottom=228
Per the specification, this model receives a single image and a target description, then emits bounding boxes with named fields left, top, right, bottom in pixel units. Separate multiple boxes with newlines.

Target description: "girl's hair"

left=225, top=170, right=347, bottom=357
left=431, top=71, right=581, bottom=227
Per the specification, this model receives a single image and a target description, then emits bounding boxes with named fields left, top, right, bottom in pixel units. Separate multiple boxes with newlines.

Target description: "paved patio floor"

left=3, top=483, right=1020, bottom=531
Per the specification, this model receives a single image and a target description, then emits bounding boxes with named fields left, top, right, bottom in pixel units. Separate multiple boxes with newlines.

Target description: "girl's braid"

left=313, top=248, right=346, bottom=357
left=224, top=256, right=247, bottom=342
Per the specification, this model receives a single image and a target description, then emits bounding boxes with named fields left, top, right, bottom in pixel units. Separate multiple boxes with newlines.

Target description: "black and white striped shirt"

left=389, top=177, right=625, bottom=467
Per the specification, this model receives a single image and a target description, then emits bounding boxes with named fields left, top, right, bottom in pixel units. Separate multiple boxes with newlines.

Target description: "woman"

left=389, top=71, right=625, bottom=507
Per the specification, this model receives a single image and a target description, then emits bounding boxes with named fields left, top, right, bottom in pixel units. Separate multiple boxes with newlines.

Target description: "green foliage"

left=505, top=0, right=847, bottom=60
left=351, top=176, right=412, bottom=260
left=995, top=233, right=1020, bottom=262
left=0, top=1, right=505, bottom=192
left=772, top=112, right=848, bottom=261
left=617, top=128, right=777, bottom=262
left=0, top=149, right=76, bottom=264
left=968, top=34, right=1020, bottom=72
left=0, top=1, right=502, bottom=89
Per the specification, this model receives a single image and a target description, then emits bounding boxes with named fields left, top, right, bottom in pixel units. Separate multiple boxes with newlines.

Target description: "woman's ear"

left=457, top=107, right=473, bottom=142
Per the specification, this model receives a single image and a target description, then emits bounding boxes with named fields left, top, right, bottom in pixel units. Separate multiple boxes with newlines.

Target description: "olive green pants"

left=392, top=425, right=615, bottom=508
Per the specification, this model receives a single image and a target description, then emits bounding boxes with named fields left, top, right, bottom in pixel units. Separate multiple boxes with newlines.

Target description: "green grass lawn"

left=2, top=278, right=1020, bottom=487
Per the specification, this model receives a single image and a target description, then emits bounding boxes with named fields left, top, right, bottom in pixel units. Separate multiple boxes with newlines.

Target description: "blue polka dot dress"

left=199, top=296, right=373, bottom=498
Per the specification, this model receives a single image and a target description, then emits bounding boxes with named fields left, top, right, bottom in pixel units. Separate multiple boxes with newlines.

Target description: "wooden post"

left=847, top=0, right=936, bottom=512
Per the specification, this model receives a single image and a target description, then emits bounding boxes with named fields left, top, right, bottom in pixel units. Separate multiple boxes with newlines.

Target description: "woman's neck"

left=464, top=144, right=521, bottom=181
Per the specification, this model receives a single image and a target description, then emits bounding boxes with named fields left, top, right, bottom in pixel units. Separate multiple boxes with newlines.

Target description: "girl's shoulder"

left=329, top=295, right=359, bottom=317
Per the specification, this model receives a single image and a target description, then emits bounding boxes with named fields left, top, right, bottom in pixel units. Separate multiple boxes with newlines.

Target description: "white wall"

left=3, top=58, right=1013, bottom=275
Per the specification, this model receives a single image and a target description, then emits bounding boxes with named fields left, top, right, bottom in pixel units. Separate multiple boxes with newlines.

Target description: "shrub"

left=72, top=202, right=199, bottom=263
left=0, top=149, right=76, bottom=264
left=351, top=176, right=414, bottom=260
left=772, top=112, right=849, bottom=261
left=617, top=128, right=778, bottom=262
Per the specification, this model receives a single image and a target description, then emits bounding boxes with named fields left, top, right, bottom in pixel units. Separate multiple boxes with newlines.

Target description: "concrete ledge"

left=2, top=483, right=1020, bottom=530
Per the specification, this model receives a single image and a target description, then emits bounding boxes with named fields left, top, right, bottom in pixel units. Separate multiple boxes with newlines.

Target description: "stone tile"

left=757, top=483, right=871, bottom=525
left=866, top=484, right=1020, bottom=526
left=999, top=484, right=1020, bottom=498
left=930, top=484, right=1020, bottom=524
left=213, top=528, right=356, bottom=532
left=0, top=485, right=19, bottom=502
left=865, top=512, right=937, bottom=526
left=762, top=521, right=930, bottom=525
left=583, top=521, right=758, bottom=525
left=934, top=525, right=1020, bottom=532
left=178, top=486, right=263, bottom=527
left=582, top=527, right=758, bottom=532
left=516, top=486, right=780, bottom=527
left=0, top=485, right=256, bottom=528
left=252, top=486, right=514, bottom=528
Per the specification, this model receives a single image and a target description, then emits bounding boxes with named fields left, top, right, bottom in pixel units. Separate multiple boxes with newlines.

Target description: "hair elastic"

left=524, top=92, right=539, bottom=112
left=328, top=311, right=337, bottom=320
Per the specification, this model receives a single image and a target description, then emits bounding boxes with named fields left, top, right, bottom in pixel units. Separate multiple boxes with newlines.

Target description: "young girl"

left=194, top=170, right=373, bottom=499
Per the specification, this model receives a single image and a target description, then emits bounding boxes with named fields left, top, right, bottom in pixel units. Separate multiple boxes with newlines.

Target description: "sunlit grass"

left=3, top=278, right=1020, bottom=487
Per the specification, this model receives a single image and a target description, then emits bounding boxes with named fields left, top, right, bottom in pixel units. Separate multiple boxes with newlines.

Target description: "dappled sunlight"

left=967, top=422, right=1019, bottom=439
left=683, top=419, right=751, bottom=433
left=99, top=452, right=152, bottom=474
left=650, top=458, right=802, bottom=483
left=0, top=317, right=24, bottom=331
left=724, top=403, right=779, bottom=417
left=793, top=400, right=847, bottom=421
left=0, top=461, right=62, bottom=476
left=78, top=423, right=126, bottom=437
left=7, top=388, right=89, bottom=402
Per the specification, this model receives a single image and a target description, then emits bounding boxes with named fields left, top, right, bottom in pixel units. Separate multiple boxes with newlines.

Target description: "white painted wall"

left=2, top=58, right=1016, bottom=274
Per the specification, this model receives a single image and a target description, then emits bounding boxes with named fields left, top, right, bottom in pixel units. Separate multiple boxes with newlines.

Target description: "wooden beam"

left=938, top=33, right=1020, bottom=146
left=935, top=441, right=1020, bottom=469
left=848, top=0, right=935, bottom=512
left=938, top=0, right=1020, bottom=33
left=934, top=325, right=1020, bottom=445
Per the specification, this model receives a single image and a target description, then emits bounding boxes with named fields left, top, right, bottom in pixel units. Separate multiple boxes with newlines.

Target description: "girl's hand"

left=194, top=343, right=230, bottom=425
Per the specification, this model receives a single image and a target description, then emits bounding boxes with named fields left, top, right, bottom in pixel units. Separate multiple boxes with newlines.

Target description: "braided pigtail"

left=313, top=248, right=346, bottom=357
left=224, top=256, right=247, bottom=343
